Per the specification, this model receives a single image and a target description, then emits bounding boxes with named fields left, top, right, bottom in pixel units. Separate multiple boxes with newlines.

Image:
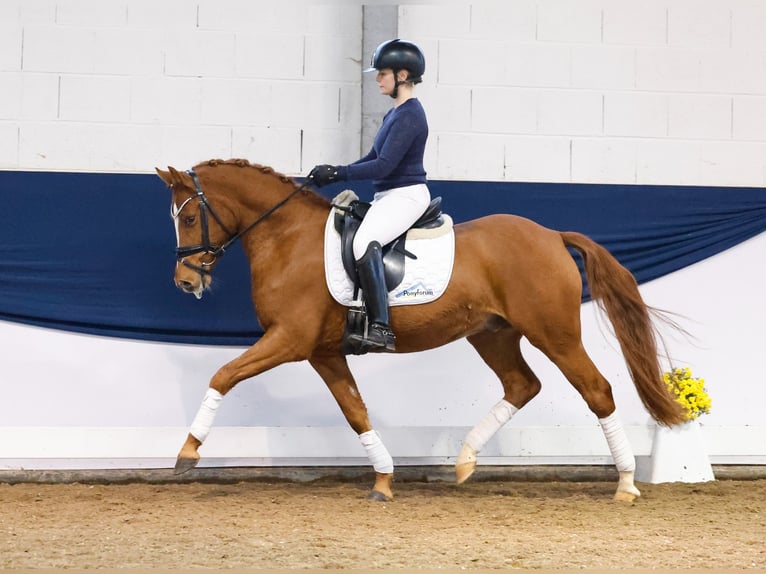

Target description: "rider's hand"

left=308, top=164, right=340, bottom=187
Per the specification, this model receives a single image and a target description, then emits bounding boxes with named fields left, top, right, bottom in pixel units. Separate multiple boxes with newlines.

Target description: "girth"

left=333, top=196, right=444, bottom=290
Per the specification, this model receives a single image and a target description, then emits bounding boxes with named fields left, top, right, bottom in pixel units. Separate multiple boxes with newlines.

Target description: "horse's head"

left=156, top=165, right=237, bottom=299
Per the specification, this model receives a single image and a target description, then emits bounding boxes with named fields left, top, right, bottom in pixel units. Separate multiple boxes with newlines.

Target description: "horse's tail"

left=560, top=231, right=686, bottom=426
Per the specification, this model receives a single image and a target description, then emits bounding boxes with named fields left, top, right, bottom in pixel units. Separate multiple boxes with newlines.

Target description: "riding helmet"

left=364, top=38, right=425, bottom=83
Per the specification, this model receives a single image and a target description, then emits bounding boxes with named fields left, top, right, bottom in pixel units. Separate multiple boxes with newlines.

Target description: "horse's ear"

left=156, top=167, right=173, bottom=188
left=155, top=166, right=185, bottom=189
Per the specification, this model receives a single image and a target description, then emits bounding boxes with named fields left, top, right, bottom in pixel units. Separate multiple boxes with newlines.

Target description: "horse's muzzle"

left=174, top=262, right=209, bottom=300
left=176, top=278, right=204, bottom=299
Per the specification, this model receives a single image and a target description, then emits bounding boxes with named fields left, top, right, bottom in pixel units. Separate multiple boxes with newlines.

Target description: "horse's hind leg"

left=539, top=338, right=641, bottom=502
left=309, top=354, right=394, bottom=502
left=458, top=328, right=542, bottom=484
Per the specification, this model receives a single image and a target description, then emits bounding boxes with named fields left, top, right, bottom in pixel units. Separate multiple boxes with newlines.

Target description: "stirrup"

left=348, top=323, right=396, bottom=353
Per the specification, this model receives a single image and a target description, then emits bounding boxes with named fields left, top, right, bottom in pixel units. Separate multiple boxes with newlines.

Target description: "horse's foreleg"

left=174, top=330, right=302, bottom=474
left=174, top=387, right=220, bottom=474
left=459, top=330, right=541, bottom=484
left=309, top=355, right=394, bottom=501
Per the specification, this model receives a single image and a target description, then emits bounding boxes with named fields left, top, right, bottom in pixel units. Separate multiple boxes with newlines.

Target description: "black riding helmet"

left=364, top=38, right=425, bottom=86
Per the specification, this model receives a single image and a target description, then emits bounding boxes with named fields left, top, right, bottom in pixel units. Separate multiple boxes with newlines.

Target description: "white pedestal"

left=635, top=420, right=715, bottom=484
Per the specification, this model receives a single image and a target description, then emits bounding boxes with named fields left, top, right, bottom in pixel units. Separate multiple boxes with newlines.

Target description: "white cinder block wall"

left=3, top=1, right=766, bottom=186
left=0, top=0, right=363, bottom=174
left=0, top=1, right=764, bottom=468
left=401, top=1, right=766, bottom=185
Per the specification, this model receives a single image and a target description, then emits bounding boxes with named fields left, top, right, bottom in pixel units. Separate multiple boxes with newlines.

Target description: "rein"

left=173, top=168, right=308, bottom=276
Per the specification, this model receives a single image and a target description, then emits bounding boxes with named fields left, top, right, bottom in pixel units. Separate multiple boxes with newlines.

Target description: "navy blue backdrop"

left=1, top=170, right=764, bottom=345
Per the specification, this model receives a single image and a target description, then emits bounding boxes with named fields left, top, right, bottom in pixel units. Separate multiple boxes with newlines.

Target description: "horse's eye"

left=183, top=215, right=196, bottom=226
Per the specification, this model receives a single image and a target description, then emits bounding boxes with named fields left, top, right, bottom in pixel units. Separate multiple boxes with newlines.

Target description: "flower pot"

left=635, top=419, right=715, bottom=484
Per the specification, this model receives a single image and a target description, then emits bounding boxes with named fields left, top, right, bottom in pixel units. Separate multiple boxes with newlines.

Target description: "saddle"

left=332, top=192, right=445, bottom=293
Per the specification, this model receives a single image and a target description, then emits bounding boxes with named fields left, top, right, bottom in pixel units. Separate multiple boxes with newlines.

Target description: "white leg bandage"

left=189, top=388, right=223, bottom=443
left=464, top=400, right=519, bottom=453
left=599, top=411, right=636, bottom=472
left=359, top=430, right=394, bottom=474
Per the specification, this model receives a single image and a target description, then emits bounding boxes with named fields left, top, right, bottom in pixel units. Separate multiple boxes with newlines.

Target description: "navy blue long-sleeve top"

left=336, top=98, right=428, bottom=193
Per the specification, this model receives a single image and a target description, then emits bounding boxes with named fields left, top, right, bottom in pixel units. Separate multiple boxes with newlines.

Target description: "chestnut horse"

left=156, top=159, right=685, bottom=502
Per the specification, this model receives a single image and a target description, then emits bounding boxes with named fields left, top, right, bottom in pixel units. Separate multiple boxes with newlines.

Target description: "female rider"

left=309, top=38, right=430, bottom=353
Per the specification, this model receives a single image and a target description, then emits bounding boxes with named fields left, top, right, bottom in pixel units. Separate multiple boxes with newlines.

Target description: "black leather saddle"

left=333, top=197, right=444, bottom=292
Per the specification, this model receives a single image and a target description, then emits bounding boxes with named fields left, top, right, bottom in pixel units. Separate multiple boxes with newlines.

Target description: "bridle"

left=171, top=168, right=307, bottom=276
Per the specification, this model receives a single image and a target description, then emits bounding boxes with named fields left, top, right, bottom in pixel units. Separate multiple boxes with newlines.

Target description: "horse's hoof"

left=455, top=443, right=477, bottom=485
left=174, top=457, right=199, bottom=475
left=368, top=489, right=391, bottom=502
left=455, top=461, right=477, bottom=485
left=613, top=490, right=638, bottom=503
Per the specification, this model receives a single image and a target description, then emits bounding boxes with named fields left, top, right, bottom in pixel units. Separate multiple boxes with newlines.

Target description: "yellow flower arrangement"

left=663, top=367, right=712, bottom=421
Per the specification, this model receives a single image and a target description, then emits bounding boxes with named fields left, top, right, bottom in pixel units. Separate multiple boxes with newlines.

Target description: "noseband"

left=172, top=168, right=306, bottom=276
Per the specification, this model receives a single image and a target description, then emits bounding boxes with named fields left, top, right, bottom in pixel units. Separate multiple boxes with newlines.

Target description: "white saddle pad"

left=323, top=210, right=455, bottom=307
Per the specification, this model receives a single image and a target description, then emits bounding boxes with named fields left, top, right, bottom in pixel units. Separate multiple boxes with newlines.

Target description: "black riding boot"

left=350, top=241, right=396, bottom=352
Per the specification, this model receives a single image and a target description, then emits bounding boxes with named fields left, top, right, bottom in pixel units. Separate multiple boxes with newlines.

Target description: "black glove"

left=308, top=164, right=340, bottom=187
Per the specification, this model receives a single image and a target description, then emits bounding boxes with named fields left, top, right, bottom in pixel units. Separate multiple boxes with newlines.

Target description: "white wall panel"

left=234, top=33, right=304, bottom=80
left=435, top=133, right=504, bottom=180
left=157, top=125, right=232, bottom=169
left=199, top=79, right=272, bottom=127
left=398, top=5, right=470, bottom=38
left=536, top=0, right=603, bottom=44
left=2, top=1, right=362, bottom=174
left=0, top=73, right=22, bottom=118
left=22, top=26, right=99, bottom=74
left=400, top=2, right=766, bottom=185
left=5, top=1, right=766, bottom=184
left=505, top=43, right=572, bottom=88
left=93, top=29, right=163, bottom=76
left=636, top=139, right=766, bottom=186
left=55, top=0, right=127, bottom=27
left=602, top=2, right=667, bottom=46
left=59, top=75, right=132, bottom=122
left=437, top=39, right=508, bottom=86
left=503, top=136, right=571, bottom=183
left=468, top=2, right=537, bottom=41
left=733, top=96, right=766, bottom=141
left=18, top=73, right=61, bottom=120
left=604, top=92, right=667, bottom=137
left=164, top=30, right=236, bottom=78
left=571, top=138, right=638, bottom=183
left=667, top=1, right=731, bottom=49
left=301, top=127, right=361, bottom=169
left=471, top=88, right=537, bottom=134
left=0, top=124, right=19, bottom=168
left=0, top=24, right=22, bottom=71
left=536, top=90, right=603, bottom=136
left=231, top=127, right=302, bottom=174
left=416, top=84, right=471, bottom=134
left=130, top=77, right=202, bottom=125
left=304, top=35, right=363, bottom=83
left=126, top=0, right=197, bottom=29
left=571, top=45, right=635, bottom=90
left=731, top=2, right=766, bottom=50
left=667, top=94, right=731, bottom=140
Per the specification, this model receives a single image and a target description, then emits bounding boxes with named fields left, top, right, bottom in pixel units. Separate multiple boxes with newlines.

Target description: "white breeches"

left=352, top=183, right=431, bottom=260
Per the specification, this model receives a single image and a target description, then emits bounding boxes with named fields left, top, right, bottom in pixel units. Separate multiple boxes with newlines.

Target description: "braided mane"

left=195, top=158, right=296, bottom=185
left=194, top=158, right=330, bottom=208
